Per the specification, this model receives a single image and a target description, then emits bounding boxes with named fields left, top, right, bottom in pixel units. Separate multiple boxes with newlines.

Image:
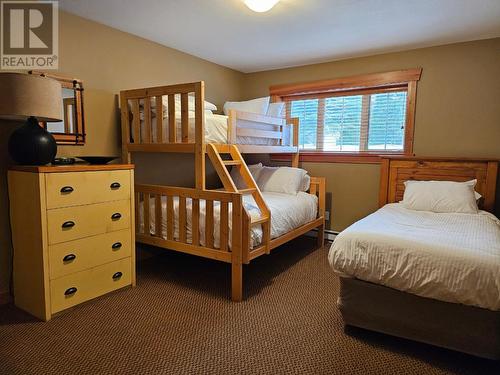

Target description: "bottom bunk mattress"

left=139, top=191, right=318, bottom=249
left=328, top=203, right=500, bottom=311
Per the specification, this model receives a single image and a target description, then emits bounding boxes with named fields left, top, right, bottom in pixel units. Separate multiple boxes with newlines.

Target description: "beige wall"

left=243, top=38, right=500, bottom=231
left=0, top=12, right=244, bottom=295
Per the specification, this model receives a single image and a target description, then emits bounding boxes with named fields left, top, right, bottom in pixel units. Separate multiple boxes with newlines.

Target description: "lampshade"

left=0, top=73, right=62, bottom=122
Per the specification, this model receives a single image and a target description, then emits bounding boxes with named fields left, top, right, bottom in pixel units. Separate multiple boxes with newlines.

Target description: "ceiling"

left=59, top=0, right=500, bottom=73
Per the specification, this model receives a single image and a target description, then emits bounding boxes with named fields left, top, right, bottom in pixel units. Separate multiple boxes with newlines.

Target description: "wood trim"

left=135, top=184, right=238, bottom=203
left=136, top=234, right=232, bottom=263
left=155, top=96, right=163, bottom=143
left=120, top=82, right=202, bottom=99
left=290, top=117, right=300, bottom=167
left=379, top=156, right=500, bottom=162
left=29, top=70, right=83, bottom=85
left=269, top=217, right=324, bottom=249
left=270, top=68, right=422, bottom=96
left=359, top=95, right=370, bottom=150
left=316, top=98, right=325, bottom=150
left=378, top=157, right=498, bottom=212
left=231, top=194, right=243, bottom=301
left=272, top=152, right=405, bottom=164
left=404, top=80, right=417, bottom=156
left=10, top=164, right=134, bottom=173
left=120, top=93, right=131, bottom=163
left=194, top=81, right=206, bottom=190
left=143, top=98, right=152, bottom=143
left=378, top=158, right=390, bottom=206
left=484, top=161, right=498, bottom=212
left=168, top=94, right=176, bottom=142
left=281, top=85, right=407, bottom=102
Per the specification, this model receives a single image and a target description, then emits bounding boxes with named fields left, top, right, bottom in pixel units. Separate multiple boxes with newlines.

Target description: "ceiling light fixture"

left=244, top=0, right=280, bottom=13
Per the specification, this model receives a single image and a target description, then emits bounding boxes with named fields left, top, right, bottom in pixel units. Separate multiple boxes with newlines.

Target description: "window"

left=270, top=68, right=421, bottom=163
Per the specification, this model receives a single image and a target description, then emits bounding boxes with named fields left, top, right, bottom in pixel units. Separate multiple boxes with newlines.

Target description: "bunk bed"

left=120, top=81, right=326, bottom=301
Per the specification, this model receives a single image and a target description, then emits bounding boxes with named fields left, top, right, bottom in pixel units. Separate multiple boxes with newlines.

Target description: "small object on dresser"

left=53, top=157, right=76, bottom=165
left=77, top=156, right=118, bottom=165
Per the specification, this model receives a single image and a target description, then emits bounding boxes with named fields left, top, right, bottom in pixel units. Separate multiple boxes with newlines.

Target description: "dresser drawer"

left=47, top=200, right=131, bottom=244
left=46, top=170, right=131, bottom=209
left=48, top=229, right=132, bottom=279
left=50, top=257, right=132, bottom=313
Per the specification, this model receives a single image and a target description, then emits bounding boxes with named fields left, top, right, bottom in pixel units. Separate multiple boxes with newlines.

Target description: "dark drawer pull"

left=111, top=213, right=122, bottom=220
left=62, top=221, right=75, bottom=229
left=112, top=271, right=123, bottom=280
left=64, top=287, right=77, bottom=296
left=63, top=254, right=76, bottom=262
left=110, top=182, right=121, bottom=189
left=60, top=186, right=74, bottom=193
left=112, top=242, right=122, bottom=250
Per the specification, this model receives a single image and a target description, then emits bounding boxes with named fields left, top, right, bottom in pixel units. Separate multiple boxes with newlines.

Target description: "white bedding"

left=140, top=112, right=284, bottom=145
left=140, top=192, right=318, bottom=249
left=328, top=203, right=500, bottom=311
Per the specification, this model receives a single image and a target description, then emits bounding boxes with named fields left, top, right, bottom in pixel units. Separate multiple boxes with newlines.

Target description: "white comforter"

left=141, top=113, right=283, bottom=145
left=140, top=192, right=318, bottom=249
left=328, top=203, right=500, bottom=311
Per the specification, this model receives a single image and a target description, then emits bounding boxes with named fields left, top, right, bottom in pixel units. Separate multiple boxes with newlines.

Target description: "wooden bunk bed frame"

left=120, top=81, right=326, bottom=301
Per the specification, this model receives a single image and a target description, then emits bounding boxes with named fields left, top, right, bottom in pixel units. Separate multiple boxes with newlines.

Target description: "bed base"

left=338, top=277, right=500, bottom=360
left=135, top=177, right=325, bottom=301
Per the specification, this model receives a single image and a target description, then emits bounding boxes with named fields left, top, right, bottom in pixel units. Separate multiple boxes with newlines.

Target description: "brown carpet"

left=0, top=237, right=498, bottom=375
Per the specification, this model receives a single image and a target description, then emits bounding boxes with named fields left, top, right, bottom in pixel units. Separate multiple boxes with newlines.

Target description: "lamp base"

left=8, top=116, right=57, bottom=165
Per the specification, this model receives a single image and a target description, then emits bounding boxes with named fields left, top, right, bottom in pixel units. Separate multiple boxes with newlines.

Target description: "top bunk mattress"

left=328, top=203, right=500, bottom=311
left=139, top=112, right=287, bottom=145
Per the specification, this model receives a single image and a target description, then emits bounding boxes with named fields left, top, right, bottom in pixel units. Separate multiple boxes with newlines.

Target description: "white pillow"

left=142, top=96, right=217, bottom=113
left=300, top=174, right=311, bottom=192
left=267, top=102, right=285, bottom=118
left=257, top=166, right=307, bottom=195
left=140, top=109, right=213, bottom=121
left=230, top=163, right=263, bottom=189
left=223, top=97, right=270, bottom=115
left=401, top=179, right=479, bottom=214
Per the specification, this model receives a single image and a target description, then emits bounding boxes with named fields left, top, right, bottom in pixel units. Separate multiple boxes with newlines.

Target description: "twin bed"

left=329, top=156, right=500, bottom=359
left=120, top=81, right=325, bottom=301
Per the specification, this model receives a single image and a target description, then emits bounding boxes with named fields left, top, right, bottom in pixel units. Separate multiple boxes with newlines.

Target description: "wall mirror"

left=29, top=71, right=86, bottom=145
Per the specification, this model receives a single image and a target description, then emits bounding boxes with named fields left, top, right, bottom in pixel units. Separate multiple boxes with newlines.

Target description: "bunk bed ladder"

left=207, top=144, right=271, bottom=256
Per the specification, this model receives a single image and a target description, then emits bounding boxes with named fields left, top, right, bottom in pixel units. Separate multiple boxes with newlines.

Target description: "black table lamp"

left=0, top=73, right=62, bottom=165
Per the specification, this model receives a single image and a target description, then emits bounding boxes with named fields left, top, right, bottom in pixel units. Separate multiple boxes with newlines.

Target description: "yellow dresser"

left=8, top=164, right=135, bottom=321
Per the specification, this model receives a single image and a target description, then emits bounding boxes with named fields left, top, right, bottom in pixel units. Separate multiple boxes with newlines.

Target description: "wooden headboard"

left=379, top=156, right=499, bottom=212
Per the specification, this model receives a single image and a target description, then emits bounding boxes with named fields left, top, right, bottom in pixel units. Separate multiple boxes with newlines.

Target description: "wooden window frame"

left=270, top=68, right=422, bottom=163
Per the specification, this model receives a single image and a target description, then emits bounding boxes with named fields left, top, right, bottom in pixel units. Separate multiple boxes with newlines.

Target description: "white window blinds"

left=286, top=89, right=407, bottom=152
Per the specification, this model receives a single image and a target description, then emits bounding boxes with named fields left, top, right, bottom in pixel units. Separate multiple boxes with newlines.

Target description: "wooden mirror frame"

left=29, top=71, right=86, bottom=145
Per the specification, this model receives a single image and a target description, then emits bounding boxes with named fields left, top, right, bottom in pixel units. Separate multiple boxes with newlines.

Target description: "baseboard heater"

left=305, top=228, right=338, bottom=242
